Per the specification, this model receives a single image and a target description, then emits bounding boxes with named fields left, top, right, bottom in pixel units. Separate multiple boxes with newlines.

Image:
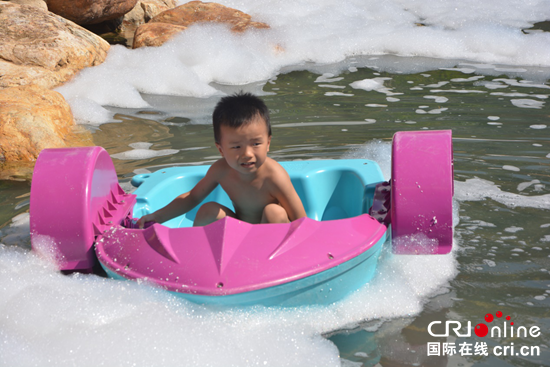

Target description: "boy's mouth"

left=241, top=162, right=255, bottom=168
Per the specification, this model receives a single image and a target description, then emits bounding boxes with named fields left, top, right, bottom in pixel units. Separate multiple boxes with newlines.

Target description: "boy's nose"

left=243, top=146, right=254, bottom=157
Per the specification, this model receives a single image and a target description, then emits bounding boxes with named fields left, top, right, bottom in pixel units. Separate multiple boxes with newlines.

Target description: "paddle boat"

left=29, top=130, right=453, bottom=307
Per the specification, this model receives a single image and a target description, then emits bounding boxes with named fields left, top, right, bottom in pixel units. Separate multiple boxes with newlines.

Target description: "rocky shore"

left=0, top=0, right=269, bottom=180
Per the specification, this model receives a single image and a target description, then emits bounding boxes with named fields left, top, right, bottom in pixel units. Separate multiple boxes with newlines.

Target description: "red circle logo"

left=474, top=323, right=488, bottom=337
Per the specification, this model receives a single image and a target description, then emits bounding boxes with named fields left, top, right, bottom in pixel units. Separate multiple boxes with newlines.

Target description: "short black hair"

left=212, top=92, right=271, bottom=143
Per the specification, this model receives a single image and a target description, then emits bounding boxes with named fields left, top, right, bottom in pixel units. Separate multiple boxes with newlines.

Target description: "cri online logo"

left=428, top=311, right=541, bottom=338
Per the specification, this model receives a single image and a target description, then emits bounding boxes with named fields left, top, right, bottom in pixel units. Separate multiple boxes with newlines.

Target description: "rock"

left=1, top=0, right=47, bottom=11
left=0, top=85, right=93, bottom=165
left=150, top=1, right=270, bottom=32
left=0, top=161, right=35, bottom=181
left=0, top=3, right=110, bottom=90
left=133, top=22, right=187, bottom=48
left=132, top=1, right=270, bottom=49
left=124, top=0, right=177, bottom=26
left=47, top=0, right=139, bottom=25
left=121, top=0, right=178, bottom=46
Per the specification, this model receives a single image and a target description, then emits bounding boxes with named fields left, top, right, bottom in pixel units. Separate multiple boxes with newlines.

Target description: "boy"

left=137, top=92, right=306, bottom=228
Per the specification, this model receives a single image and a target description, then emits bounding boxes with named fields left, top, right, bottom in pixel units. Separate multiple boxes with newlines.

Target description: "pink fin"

left=204, top=217, right=252, bottom=275
left=269, top=217, right=320, bottom=260
left=145, top=224, right=180, bottom=264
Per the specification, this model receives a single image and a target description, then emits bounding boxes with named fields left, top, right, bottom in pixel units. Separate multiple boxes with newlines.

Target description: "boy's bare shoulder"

left=207, top=158, right=231, bottom=178
left=263, top=158, right=291, bottom=182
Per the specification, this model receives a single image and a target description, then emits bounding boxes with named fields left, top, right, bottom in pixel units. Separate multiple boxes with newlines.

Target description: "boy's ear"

left=267, top=136, right=271, bottom=152
left=215, top=142, right=224, bottom=157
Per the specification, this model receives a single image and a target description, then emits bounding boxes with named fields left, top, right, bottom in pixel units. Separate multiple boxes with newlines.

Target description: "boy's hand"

left=136, top=213, right=156, bottom=229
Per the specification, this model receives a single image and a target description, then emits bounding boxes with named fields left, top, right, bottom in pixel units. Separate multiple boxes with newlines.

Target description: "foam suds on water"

left=111, top=142, right=180, bottom=160
left=55, top=0, right=550, bottom=124
left=454, top=178, right=550, bottom=209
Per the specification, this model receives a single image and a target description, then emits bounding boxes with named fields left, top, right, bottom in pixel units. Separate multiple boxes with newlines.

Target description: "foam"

left=518, top=179, right=542, bottom=192
left=504, top=226, right=523, bottom=233
left=511, top=99, right=545, bottom=109
left=415, top=107, right=448, bottom=114
left=350, top=78, right=394, bottom=95
left=454, top=178, right=550, bottom=209
left=55, top=0, right=550, bottom=124
left=502, top=165, right=520, bottom=172
left=424, top=95, right=449, bottom=103
left=111, top=142, right=179, bottom=160
left=325, top=92, right=354, bottom=97
left=343, top=140, right=392, bottom=180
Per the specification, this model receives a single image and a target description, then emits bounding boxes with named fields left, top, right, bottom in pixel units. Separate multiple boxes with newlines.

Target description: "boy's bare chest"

left=220, top=177, right=277, bottom=217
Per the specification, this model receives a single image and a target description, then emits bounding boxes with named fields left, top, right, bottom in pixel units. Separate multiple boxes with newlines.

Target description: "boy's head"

left=213, top=92, right=271, bottom=144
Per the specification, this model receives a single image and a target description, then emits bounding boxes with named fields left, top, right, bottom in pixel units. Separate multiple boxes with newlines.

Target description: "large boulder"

left=0, top=85, right=93, bottom=180
left=0, top=3, right=110, bottom=90
left=47, top=0, right=138, bottom=25
left=133, top=1, right=270, bottom=48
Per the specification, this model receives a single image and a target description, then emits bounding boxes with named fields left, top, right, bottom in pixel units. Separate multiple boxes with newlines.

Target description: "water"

left=1, top=0, right=550, bottom=366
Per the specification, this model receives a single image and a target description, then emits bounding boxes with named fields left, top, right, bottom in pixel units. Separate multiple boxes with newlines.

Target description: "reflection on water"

left=1, top=58, right=549, bottom=366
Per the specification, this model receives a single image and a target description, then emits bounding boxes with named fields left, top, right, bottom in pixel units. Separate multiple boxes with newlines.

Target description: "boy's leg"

left=193, top=202, right=236, bottom=226
left=261, top=203, right=290, bottom=224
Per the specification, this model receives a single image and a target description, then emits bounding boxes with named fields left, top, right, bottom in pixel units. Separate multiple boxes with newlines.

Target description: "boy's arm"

left=137, top=162, right=222, bottom=228
left=270, top=165, right=307, bottom=222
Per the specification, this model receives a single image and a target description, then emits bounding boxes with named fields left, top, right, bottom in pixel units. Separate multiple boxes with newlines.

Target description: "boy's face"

left=216, top=115, right=271, bottom=175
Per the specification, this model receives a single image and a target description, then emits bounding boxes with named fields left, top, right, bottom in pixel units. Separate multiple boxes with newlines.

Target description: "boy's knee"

left=194, top=202, right=226, bottom=226
left=262, top=204, right=289, bottom=224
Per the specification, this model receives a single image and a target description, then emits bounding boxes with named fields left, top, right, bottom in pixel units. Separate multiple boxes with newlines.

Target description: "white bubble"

left=325, top=92, right=354, bottom=97
left=315, top=73, right=345, bottom=83
left=111, top=142, right=179, bottom=160
left=424, top=95, right=449, bottom=103
left=518, top=179, right=541, bottom=192
left=504, top=226, right=523, bottom=233
left=512, top=99, right=545, bottom=109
